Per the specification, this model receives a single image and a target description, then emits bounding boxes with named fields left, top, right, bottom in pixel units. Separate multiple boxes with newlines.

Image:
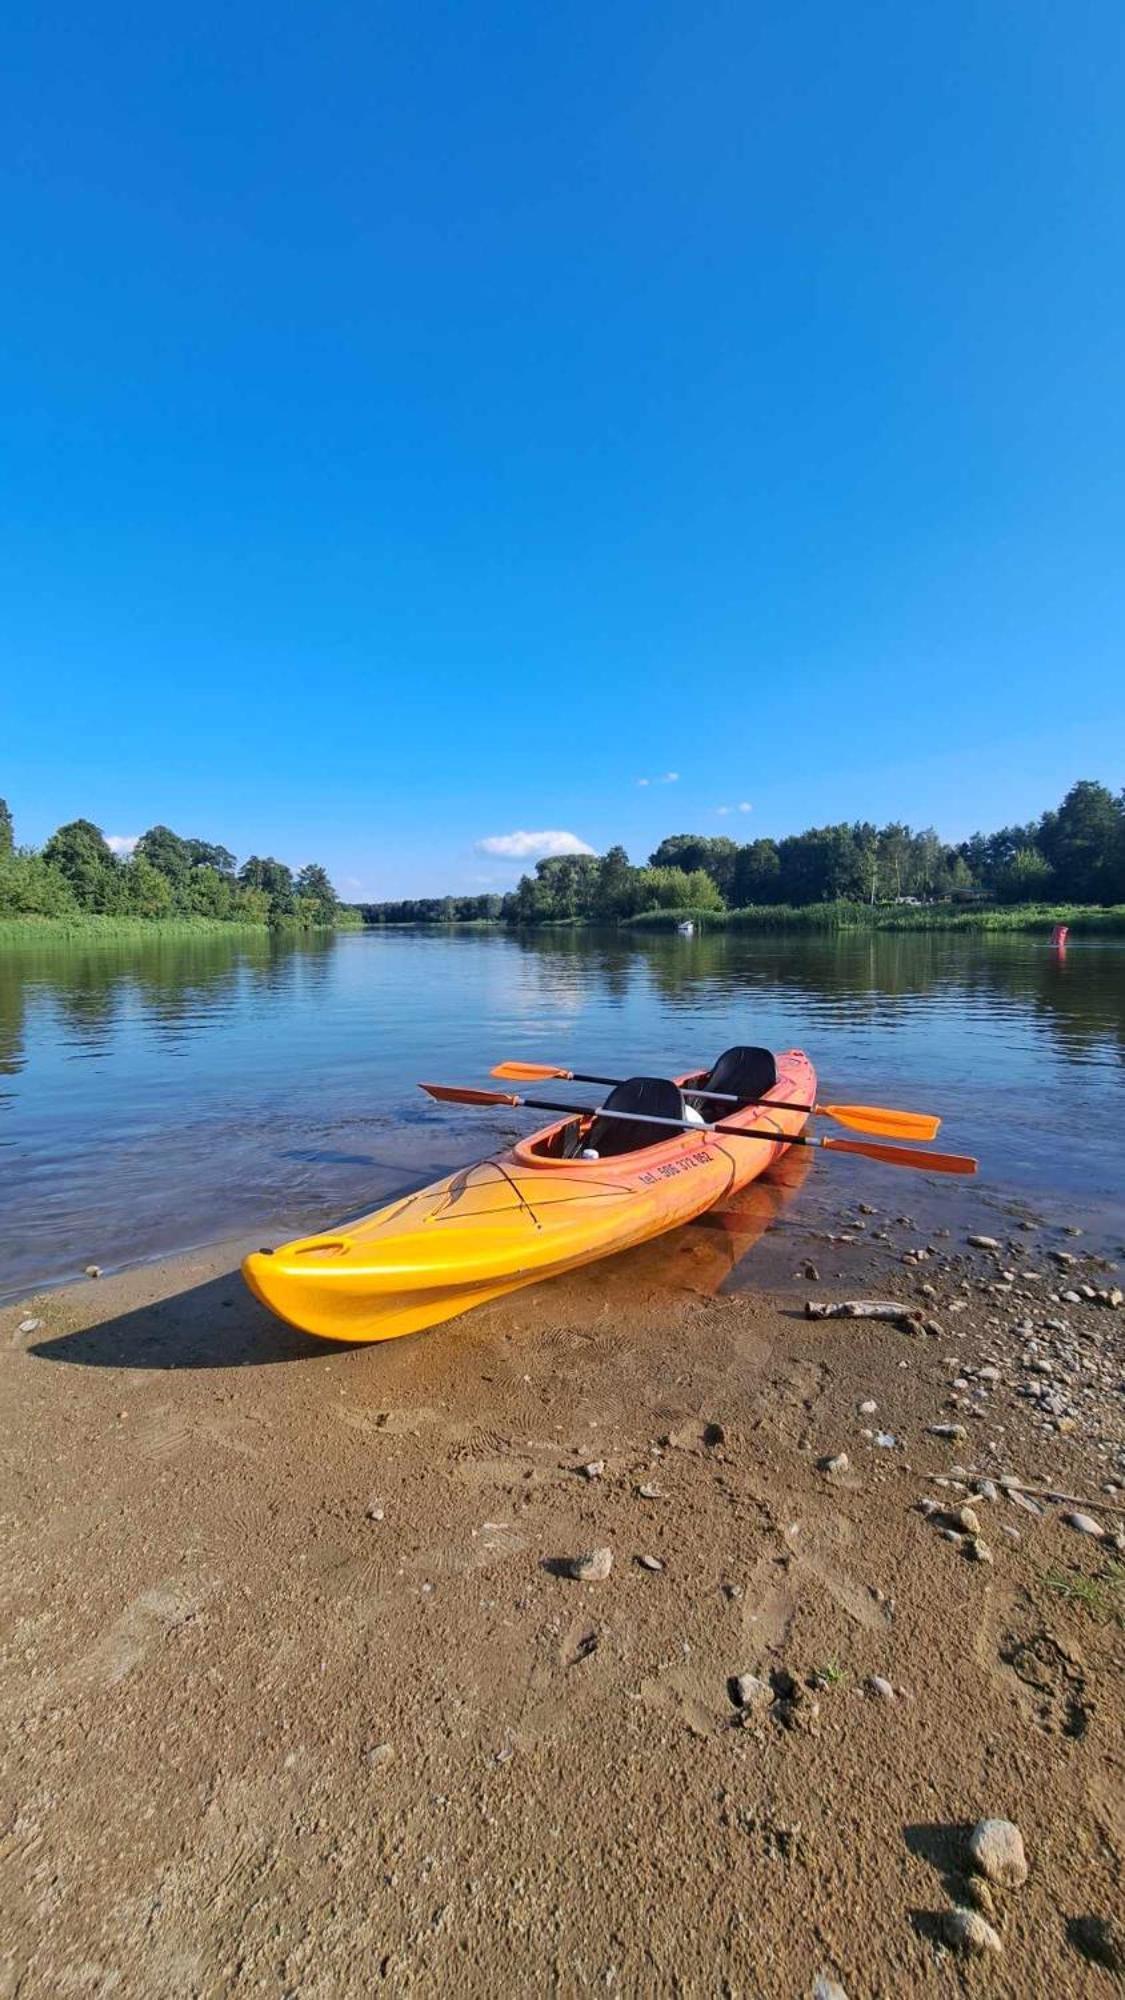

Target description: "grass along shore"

left=622, top=900, right=1125, bottom=935
left=0, top=912, right=363, bottom=945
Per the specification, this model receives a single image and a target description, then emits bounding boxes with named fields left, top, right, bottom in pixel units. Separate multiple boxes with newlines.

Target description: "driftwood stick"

left=805, top=1299, right=922, bottom=1323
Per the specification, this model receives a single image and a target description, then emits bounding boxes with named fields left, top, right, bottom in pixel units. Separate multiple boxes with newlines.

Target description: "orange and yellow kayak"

left=242, top=1049, right=815, bottom=1343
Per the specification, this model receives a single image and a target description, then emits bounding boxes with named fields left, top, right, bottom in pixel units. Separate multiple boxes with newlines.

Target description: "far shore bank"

left=5, top=902, right=1123, bottom=948
left=0, top=912, right=363, bottom=946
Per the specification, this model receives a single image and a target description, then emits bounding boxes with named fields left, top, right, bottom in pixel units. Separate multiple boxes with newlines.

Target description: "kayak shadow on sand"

left=29, top=1273, right=351, bottom=1370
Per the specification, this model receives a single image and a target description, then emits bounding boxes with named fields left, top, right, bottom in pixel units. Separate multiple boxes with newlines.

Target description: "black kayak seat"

left=583, top=1075, right=687, bottom=1158
left=691, top=1045, right=778, bottom=1123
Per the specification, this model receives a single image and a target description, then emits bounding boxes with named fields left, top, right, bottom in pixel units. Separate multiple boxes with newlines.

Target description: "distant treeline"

left=0, top=802, right=351, bottom=930
left=358, top=780, right=1125, bottom=927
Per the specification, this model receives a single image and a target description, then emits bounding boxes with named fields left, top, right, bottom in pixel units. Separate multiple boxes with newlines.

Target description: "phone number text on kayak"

left=636, top=1147, right=712, bottom=1186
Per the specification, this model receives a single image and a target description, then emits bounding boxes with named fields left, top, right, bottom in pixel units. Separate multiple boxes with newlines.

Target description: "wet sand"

left=2, top=1202, right=1123, bottom=1997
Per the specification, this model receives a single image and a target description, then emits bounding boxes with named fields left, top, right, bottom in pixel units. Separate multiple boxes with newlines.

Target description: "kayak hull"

left=243, top=1049, right=815, bottom=1343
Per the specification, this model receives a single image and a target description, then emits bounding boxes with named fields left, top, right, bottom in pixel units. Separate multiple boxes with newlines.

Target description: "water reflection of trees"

left=0, top=932, right=339, bottom=1065
left=508, top=927, right=1124, bottom=1067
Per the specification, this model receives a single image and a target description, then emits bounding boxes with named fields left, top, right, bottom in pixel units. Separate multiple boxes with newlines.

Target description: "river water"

left=2, top=926, right=1122, bottom=1301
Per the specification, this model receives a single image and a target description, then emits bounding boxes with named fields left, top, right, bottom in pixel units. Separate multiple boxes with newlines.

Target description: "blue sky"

left=3, top=1, right=1123, bottom=897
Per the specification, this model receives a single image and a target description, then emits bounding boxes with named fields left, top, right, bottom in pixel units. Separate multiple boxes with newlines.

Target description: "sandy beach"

left=2, top=1208, right=1123, bottom=1997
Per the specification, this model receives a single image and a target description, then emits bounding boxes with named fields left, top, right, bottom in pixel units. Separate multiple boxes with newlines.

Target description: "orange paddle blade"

left=820, top=1103, right=941, bottom=1141
left=491, top=1061, right=571, bottom=1081
left=420, top=1082, right=519, bottom=1106
left=821, top=1136, right=976, bottom=1175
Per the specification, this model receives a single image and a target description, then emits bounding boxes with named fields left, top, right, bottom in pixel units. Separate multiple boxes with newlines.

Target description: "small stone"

left=968, top=1817, right=1028, bottom=1888
left=978, top=1365, right=1000, bottom=1383
left=858, top=1399, right=877, bottom=1415
left=868, top=1675, right=895, bottom=1700
left=974, top=1479, right=999, bottom=1502
left=566, top=1548, right=613, bottom=1581
left=1102, top=1287, right=1124, bottom=1309
left=803, top=1262, right=820, bottom=1282
left=928, top=1423, right=967, bottom=1440
left=17, top=1316, right=43, bottom=1334
left=953, top=1505, right=982, bottom=1535
left=1050, top=1249, right=1077, bottom=1265
left=811, top=1976, right=849, bottom=2000
left=364, top=1742, right=394, bottom=1770
left=916, top=1497, right=940, bottom=1517
left=1064, top=1512, right=1105, bottom=1540
left=962, top=1876, right=997, bottom=1916
left=943, top=1908, right=1003, bottom=1957
left=939, top=1528, right=965, bottom=1545
left=969, top=1236, right=1001, bottom=1250
left=636, top=1554, right=664, bottom=1572
left=365, top=1499, right=385, bottom=1521
left=818, top=1452, right=849, bottom=1477
left=637, top=1483, right=662, bottom=1499
left=874, top=1432, right=897, bottom=1449
left=967, top=1537, right=994, bottom=1564
left=582, top=1460, right=605, bottom=1480
left=731, top=1672, right=770, bottom=1708
left=85, top=1264, right=103, bottom=1279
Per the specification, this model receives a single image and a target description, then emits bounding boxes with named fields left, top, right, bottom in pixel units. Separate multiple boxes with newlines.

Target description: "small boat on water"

left=243, top=1046, right=815, bottom=1343
left=676, top=919, right=695, bottom=936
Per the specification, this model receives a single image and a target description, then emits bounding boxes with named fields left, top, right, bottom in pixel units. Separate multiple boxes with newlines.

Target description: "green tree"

left=240, top=855, right=296, bottom=921
left=42, top=819, right=119, bottom=911
left=0, top=798, right=13, bottom=857
left=994, top=847, right=1054, bottom=903
left=1037, top=781, right=1122, bottom=901
left=120, top=855, right=176, bottom=916
left=135, top=825, right=192, bottom=882
left=295, top=862, right=338, bottom=925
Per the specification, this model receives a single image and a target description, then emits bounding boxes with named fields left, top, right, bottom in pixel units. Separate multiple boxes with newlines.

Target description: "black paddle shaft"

left=560, top=1068, right=813, bottom=1111
left=518, top=1095, right=818, bottom=1146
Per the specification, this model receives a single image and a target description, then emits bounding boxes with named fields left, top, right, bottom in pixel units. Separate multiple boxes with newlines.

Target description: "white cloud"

left=715, top=806, right=731, bottom=817
left=475, top=829, right=597, bottom=860
left=715, top=802, right=753, bottom=819
left=107, top=834, right=139, bottom=856
left=637, top=770, right=680, bottom=787
left=738, top=801, right=752, bottom=813
left=636, top=777, right=650, bottom=787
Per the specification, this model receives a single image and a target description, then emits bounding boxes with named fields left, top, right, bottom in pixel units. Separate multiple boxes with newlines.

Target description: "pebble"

left=365, top=1499, right=385, bottom=1521
left=953, top=1505, right=981, bottom=1535
left=943, top=1908, right=1003, bottom=1957
left=582, top=1460, right=605, bottom=1480
left=731, top=1672, right=771, bottom=1708
left=874, top=1433, right=897, bottom=1449
left=566, top=1548, right=613, bottom=1582
left=811, top=1976, right=848, bottom=2000
left=17, top=1317, right=42, bottom=1334
left=803, top=1262, right=820, bottom=1282
left=868, top=1675, right=895, bottom=1700
left=916, top=1497, right=940, bottom=1517
left=1064, top=1512, right=1105, bottom=1540
left=637, top=1483, right=662, bottom=1500
left=966, top=1537, right=994, bottom=1564
left=85, top=1264, right=103, bottom=1279
left=978, top=1365, right=1000, bottom=1383
left=636, top=1554, right=664, bottom=1572
left=928, top=1423, right=967, bottom=1440
left=969, top=1817, right=1028, bottom=1888
left=1050, top=1249, right=1077, bottom=1266
left=974, top=1479, right=1000, bottom=1502
left=858, top=1399, right=878, bottom=1415
left=963, top=1877, right=997, bottom=1916
left=968, top=1236, right=1001, bottom=1250
left=818, top=1452, right=849, bottom=1477
left=363, top=1742, right=395, bottom=1770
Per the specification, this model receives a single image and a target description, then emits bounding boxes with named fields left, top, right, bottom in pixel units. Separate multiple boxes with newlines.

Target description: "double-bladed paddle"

left=420, top=1083, right=977, bottom=1176
left=489, top=1061, right=940, bottom=1142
